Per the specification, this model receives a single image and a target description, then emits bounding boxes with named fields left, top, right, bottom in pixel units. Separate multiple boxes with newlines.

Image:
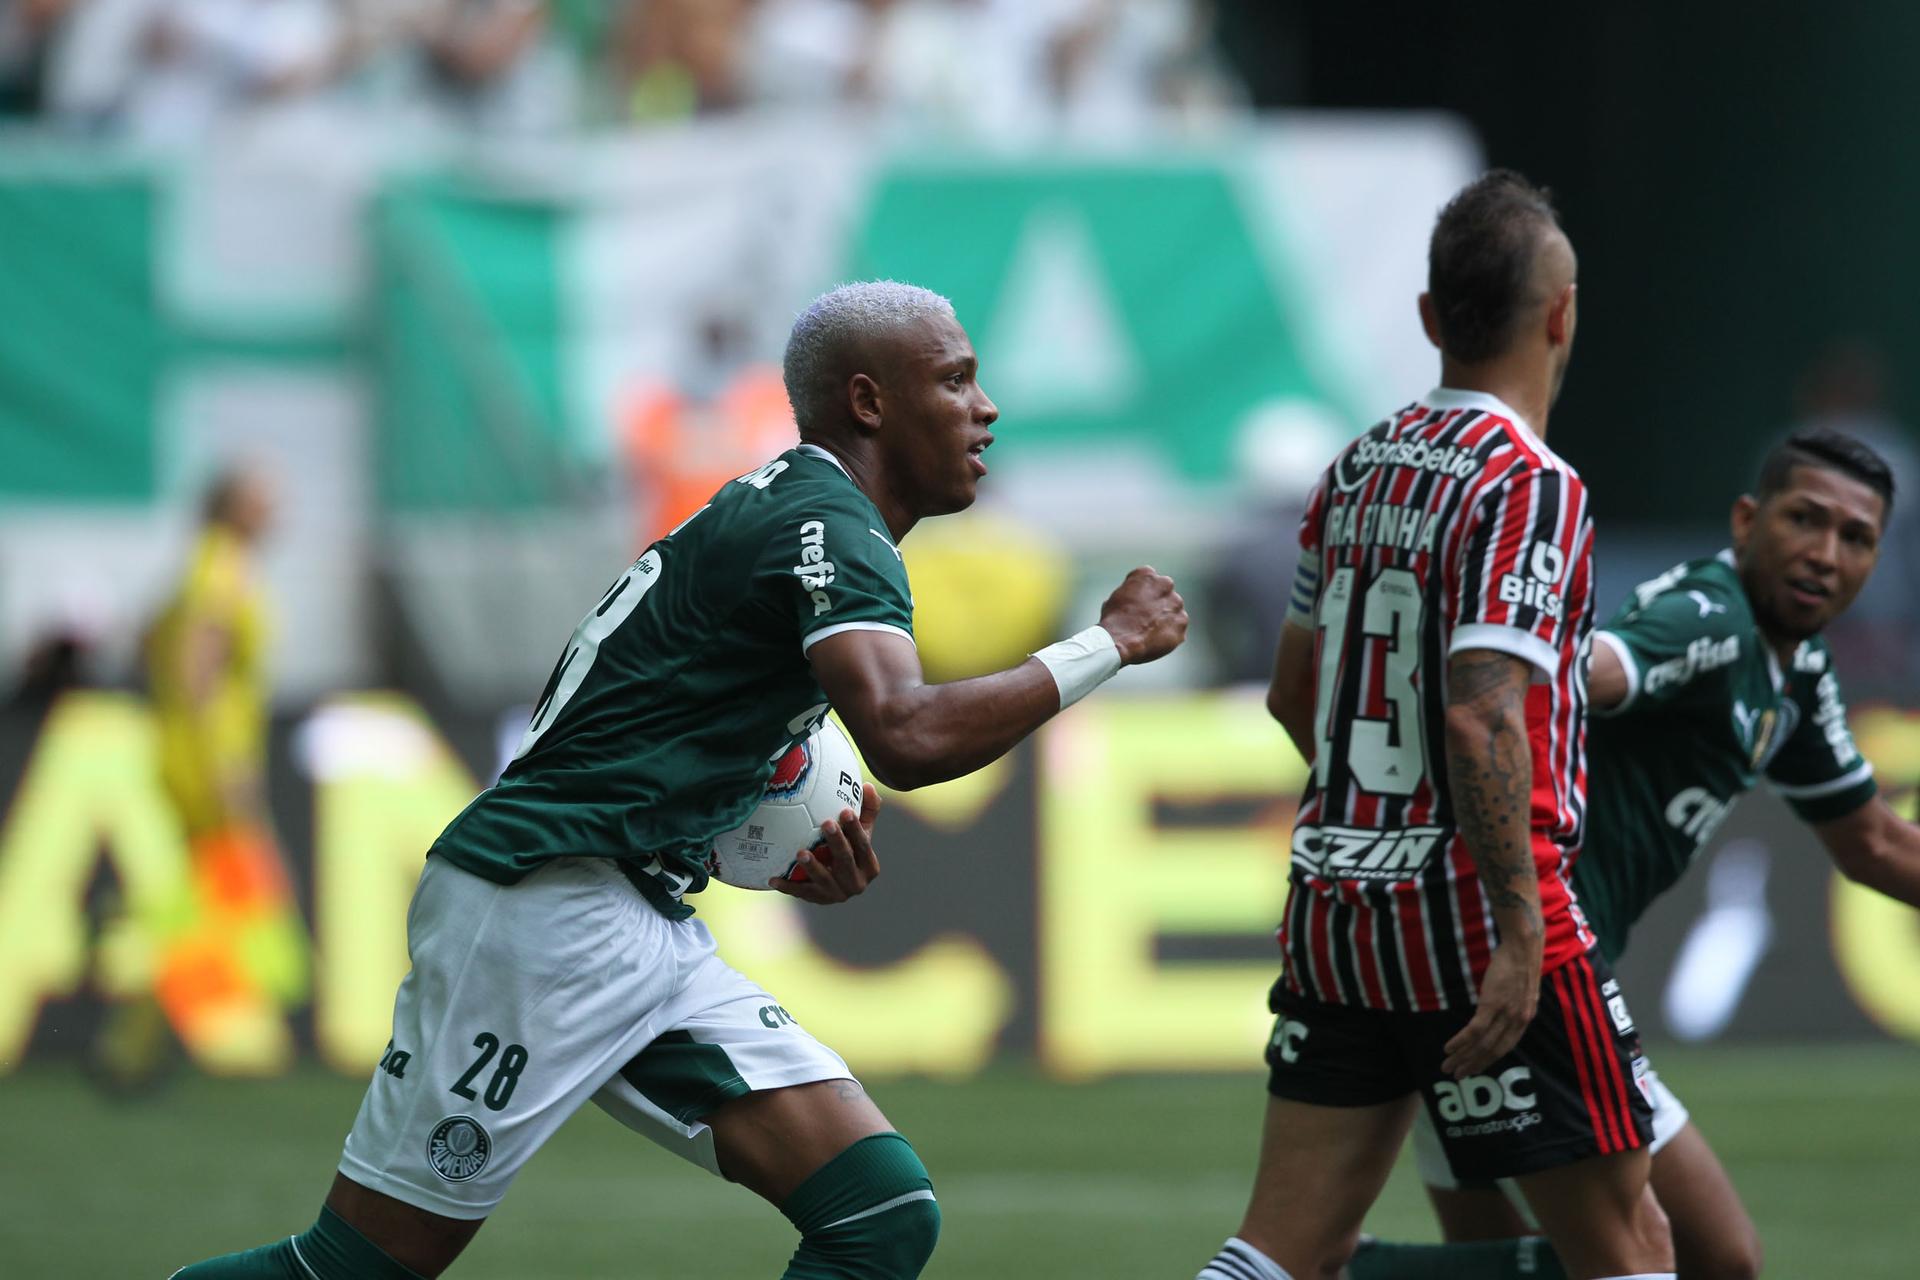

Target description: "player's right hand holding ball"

left=1100, top=566, right=1189, bottom=664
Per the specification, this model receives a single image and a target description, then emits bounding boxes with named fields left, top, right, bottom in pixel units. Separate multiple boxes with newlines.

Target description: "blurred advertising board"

left=2, top=689, right=1917, bottom=1080
left=0, top=115, right=1476, bottom=701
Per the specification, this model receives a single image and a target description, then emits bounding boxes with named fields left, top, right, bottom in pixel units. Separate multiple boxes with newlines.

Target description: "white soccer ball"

left=709, top=719, right=865, bottom=890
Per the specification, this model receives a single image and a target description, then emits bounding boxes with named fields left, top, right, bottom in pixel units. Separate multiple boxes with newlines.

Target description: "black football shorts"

left=1263, top=947, right=1654, bottom=1181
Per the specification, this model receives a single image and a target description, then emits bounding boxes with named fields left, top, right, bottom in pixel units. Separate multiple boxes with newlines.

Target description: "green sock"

left=1345, top=1236, right=1568, bottom=1280
left=780, top=1132, right=941, bottom=1279
left=171, top=1206, right=427, bottom=1280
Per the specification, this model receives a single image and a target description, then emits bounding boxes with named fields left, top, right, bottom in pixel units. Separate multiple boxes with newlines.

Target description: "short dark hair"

left=1427, top=170, right=1562, bottom=364
left=1756, top=427, right=1896, bottom=517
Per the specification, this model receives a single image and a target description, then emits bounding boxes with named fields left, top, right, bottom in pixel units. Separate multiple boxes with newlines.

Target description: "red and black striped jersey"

left=1279, top=388, right=1596, bottom=1012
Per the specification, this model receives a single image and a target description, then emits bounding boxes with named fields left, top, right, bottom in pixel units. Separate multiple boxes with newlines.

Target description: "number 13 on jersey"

left=1312, top=565, right=1427, bottom=797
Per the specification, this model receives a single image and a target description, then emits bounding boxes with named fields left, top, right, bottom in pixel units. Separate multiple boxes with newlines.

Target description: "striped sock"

left=1198, top=1236, right=1294, bottom=1280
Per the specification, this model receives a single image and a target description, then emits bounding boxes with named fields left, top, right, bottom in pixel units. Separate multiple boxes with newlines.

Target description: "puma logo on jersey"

left=1291, top=824, right=1444, bottom=880
left=1686, top=589, right=1727, bottom=618
left=795, top=520, right=835, bottom=614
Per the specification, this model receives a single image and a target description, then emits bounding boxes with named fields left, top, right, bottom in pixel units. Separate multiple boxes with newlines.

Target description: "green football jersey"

left=430, top=445, right=915, bottom=919
left=1575, top=551, right=1877, bottom=959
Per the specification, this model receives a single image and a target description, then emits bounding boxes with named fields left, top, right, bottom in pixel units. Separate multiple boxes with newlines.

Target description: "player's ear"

left=847, top=373, right=883, bottom=434
left=1730, top=494, right=1758, bottom=552
left=1546, top=282, right=1577, bottom=347
left=1417, top=293, right=1442, bottom=350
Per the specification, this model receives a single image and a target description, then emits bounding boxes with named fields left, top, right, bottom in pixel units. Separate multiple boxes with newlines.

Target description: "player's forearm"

left=1266, top=622, right=1317, bottom=763
left=1444, top=654, right=1544, bottom=951
left=844, top=661, right=1066, bottom=791
left=1821, top=799, right=1920, bottom=907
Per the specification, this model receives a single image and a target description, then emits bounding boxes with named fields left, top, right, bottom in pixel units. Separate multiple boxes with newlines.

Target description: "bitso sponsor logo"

left=1497, top=541, right=1568, bottom=618
left=795, top=520, right=835, bottom=616
left=427, top=1115, right=492, bottom=1183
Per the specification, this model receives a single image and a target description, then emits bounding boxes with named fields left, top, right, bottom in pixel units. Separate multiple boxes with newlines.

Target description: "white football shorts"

left=1412, top=1062, right=1691, bottom=1201
left=338, top=854, right=854, bottom=1219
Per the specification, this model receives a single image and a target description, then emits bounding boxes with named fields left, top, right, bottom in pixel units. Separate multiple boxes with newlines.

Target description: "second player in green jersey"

left=1355, top=428, right=1920, bottom=1280
left=1579, top=550, right=1876, bottom=961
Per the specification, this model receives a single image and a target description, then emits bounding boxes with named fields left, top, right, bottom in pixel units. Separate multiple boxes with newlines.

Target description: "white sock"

left=1197, top=1236, right=1293, bottom=1280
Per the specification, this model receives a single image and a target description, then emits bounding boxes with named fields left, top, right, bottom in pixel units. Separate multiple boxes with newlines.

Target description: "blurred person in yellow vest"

left=97, top=466, right=309, bottom=1085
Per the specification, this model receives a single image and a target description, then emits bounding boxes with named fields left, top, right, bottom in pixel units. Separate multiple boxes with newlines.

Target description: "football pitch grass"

left=4, top=1044, right=1913, bottom=1278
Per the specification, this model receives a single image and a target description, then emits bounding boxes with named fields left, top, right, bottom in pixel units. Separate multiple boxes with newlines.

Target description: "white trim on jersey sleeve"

left=1769, top=759, right=1876, bottom=800
left=1591, top=629, right=1641, bottom=716
left=801, top=620, right=915, bottom=653
left=1449, top=622, right=1560, bottom=679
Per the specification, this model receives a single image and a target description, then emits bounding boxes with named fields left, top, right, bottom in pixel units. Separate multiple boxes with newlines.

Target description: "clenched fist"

left=1099, top=566, right=1189, bottom=665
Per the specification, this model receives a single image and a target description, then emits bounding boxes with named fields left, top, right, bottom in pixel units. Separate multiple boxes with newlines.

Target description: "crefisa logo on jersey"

left=427, top=1115, right=492, bottom=1182
left=795, top=520, right=835, bottom=615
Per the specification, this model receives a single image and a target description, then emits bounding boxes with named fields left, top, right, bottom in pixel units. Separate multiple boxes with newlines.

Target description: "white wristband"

left=1033, top=625, right=1123, bottom=710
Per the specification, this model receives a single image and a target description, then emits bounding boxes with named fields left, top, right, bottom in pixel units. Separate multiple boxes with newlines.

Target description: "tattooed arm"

left=1440, top=647, right=1544, bottom=1077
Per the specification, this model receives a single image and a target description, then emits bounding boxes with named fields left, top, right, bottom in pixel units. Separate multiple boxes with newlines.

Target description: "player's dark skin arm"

left=1814, top=796, right=1920, bottom=905
left=808, top=567, right=1187, bottom=791
left=1441, top=648, right=1544, bottom=1078
left=1265, top=620, right=1318, bottom=762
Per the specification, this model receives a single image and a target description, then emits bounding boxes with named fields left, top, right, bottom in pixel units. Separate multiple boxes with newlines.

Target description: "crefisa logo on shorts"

left=427, top=1114, right=492, bottom=1182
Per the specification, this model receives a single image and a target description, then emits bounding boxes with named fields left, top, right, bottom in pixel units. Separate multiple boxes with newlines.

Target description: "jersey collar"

left=795, top=441, right=852, bottom=480
left=1424, top=387, right=1543, bottom=447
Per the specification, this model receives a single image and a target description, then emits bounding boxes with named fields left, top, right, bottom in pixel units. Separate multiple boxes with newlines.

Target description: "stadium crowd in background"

left=0, top=0, right=1237, bottom=140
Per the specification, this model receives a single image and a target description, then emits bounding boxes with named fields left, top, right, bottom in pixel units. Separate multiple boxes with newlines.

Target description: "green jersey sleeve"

left=760, top=490, right=916, bottom=653
left=1767, top=651, right=1877, bottom=822
left=1593, top=575, right=1747, bottom=717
